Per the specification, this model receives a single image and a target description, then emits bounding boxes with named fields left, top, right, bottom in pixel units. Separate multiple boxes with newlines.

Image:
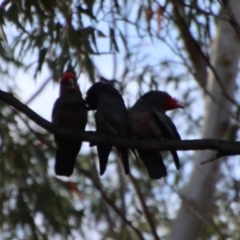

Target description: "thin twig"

left=25, top=76, right=52, bottom=105
left=78, top=167, right=146, bottom=240
left=129, top=174, right=161, bottom=240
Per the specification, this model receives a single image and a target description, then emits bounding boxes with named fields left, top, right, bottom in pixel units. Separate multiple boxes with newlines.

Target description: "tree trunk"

left=167, top=1, right=240, bottom=239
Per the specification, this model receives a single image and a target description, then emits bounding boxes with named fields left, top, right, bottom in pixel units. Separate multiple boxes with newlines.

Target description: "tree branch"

left=0, top=89, right=240, bottom=159
left=171, top=0, right=207, bottom=89
left=129, top=174, right=161, bottom=240
left=78, top=167, right=146, bottom=240
left=171, top=0, right=240, bottom=108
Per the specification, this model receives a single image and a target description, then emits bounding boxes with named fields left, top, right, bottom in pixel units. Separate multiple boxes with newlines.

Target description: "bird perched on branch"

left=85, top=82, right=130, bottom=176
left=52, top=70, right=87, bottom=177
left=129, top=90, right=184, bottom=179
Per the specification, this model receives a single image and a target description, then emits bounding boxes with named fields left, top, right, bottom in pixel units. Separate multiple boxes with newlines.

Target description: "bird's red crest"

left=60, top=72, right=77, bottom=83
left=59, top=72, right=79, bottom=95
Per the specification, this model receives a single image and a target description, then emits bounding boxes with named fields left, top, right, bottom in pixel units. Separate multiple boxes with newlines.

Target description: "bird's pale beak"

left=176, top=101, right=185, bottom=109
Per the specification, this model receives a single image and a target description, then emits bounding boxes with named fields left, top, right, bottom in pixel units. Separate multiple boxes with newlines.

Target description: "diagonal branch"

left=0, top=89, right=240, bottom=158
left=170, top=0, right=207, bottom=89
left=78, top=167, right=146, bottom=240
left=171, top=0, right=240, bottom=108
left=129, top=174, right=161, bottom=240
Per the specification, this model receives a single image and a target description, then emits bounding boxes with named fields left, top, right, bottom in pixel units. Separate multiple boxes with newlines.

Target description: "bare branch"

left=0, top=89, right=240, bottom=158
left=129, top=174, right=161, bottom=240
left=78, top=167, right=146, bottom=240
left=25, top=76, right=52, bottom=105
left=171, top=1, right=240, bottom=108
left=171, top=0, right=207, bottom=89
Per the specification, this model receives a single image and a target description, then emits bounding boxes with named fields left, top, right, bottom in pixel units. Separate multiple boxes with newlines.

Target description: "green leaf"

left=0, top=8, right=5, bottom=25
left=35, top=47, right=47, bottom=76
left=84, top=0, right=95, bottom=12
left=84, top=54, right=95, bottom=82
left=119, top=29, right=128, bottom=51
left=77, top=5, right=95, bottom=20
left=37, top=0, right=55, bottom=15
left=109, top=28, right=119, bottom=52
left=6, top=3, right=19, bottom=24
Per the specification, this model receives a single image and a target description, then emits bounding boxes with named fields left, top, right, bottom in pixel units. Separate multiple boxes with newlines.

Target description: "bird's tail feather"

left=118, top=148, right=130, bottom=174
left=97, top=145, right=111, bottom=175
left=170, top=150, right=180, bottom=170
left=55, top=142, right=81, bottom=177
left=138, top=150, right=167, bottom=179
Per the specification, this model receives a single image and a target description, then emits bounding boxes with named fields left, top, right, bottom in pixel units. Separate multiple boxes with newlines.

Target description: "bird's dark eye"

left=61, top=79, right=75, bottom=88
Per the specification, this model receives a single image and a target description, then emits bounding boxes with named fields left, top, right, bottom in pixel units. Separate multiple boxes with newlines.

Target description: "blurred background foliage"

left=0, top=0, right=240, bottom=239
